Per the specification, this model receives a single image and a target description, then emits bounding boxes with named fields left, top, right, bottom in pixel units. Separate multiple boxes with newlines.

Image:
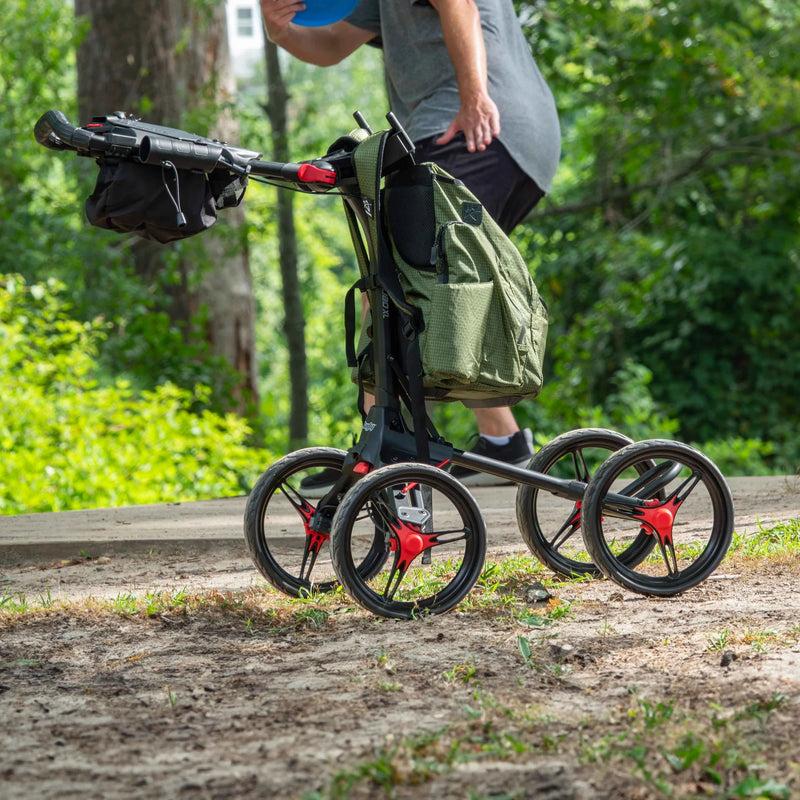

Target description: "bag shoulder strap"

left=351, top=132, right=431, bottom=461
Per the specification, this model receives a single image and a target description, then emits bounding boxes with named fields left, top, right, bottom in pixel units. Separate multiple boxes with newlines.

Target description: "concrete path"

left=1, top=476, right=798, bottom=564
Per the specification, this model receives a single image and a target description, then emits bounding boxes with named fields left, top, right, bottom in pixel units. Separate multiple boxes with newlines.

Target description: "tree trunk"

left=75, top=0, right=258, bottom=415
left=264, top=40, right=308, bottom=450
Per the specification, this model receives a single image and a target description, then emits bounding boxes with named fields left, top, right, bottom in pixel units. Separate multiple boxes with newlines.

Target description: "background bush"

left=0, top=276, right=269, bottom=513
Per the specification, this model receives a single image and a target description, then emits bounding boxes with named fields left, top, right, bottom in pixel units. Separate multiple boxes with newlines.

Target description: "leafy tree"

left=263, top=39, right=308, bottom=451
left=74, top=0, right=259, bottom=417
left=513, top=0, right=800, bottom=469
left=0, top=0, right=107, bottom=302
left=239, top=46, right=388, bottom=452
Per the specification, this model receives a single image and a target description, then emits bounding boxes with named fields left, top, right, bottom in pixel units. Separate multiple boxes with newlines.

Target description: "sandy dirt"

left=1, top=475, right=799, bottom=799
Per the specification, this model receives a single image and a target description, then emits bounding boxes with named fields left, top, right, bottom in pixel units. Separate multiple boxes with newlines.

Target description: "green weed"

left=111, top=593, right=138, bottom=616
left=0, top=589, right=30, bottom=613
left=728, top=519, right=800, bottom=558
left=443, top=662, right=477, bottom=684
left=292, top=606, right=330, bottom=629
left=707, top=628, right=731, bottom=652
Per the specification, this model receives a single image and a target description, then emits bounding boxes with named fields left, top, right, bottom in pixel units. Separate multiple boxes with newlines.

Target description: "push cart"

left=35, top=108, right=735, bottom=619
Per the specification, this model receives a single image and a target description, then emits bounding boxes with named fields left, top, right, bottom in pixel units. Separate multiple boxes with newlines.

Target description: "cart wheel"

left=244, top=447, right=387, bottom=597
left=330, top=463, right=487, bottom=619
left=516, top=428, right=657, bottom=577
left=581, top=440, right=734, bottom=596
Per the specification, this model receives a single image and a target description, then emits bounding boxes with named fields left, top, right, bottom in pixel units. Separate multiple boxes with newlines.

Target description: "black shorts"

left=413, top=133, right=544, bottom=234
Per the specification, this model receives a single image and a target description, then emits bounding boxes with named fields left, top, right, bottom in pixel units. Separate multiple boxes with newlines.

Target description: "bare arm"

left=260, top=0, right=374, bottom=66
left=428, top=0, right=500, bottom=152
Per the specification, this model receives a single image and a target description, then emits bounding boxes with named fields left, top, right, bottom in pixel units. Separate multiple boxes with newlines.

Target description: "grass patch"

left=2, top=519, right=798, bottom=629
left=303, top=688, right=798, bottom=799
left=0, top=581, right=353, bottom=633
left=727, top=519, right=800, bottom=559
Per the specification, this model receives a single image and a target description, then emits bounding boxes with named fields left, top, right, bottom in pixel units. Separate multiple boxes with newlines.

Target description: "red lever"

left=297, top=163, right=336, bottom=185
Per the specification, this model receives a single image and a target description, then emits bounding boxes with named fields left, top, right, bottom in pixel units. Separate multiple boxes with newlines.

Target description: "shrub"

left=0, top=275, right=268, bottom=514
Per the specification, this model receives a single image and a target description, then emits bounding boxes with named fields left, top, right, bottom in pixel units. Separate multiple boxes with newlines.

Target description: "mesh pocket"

left=422, top=281, right=493, bottom=385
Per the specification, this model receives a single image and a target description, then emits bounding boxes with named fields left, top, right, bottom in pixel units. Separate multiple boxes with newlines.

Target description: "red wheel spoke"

left=631, top=470, right=704, bottom=577
left=389, top=519, right=445, bottom=564
left=378, top=518, right=466, bottom=601
left=280, top=481, right=330, bottom=583
left=281, top=481, right=315, bottom=522
left=299, top=527, right=329, bottom=583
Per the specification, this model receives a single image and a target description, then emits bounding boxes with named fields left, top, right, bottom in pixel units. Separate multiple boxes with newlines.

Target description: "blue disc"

left=293, top=0, right=360, bottom=27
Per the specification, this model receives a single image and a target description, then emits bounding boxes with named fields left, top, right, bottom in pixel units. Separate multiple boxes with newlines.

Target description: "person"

left=261, top=0, right=560, bottom=490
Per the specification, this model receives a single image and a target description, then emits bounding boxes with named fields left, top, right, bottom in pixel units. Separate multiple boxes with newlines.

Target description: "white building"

left=225, top=0, right=265, bottom=80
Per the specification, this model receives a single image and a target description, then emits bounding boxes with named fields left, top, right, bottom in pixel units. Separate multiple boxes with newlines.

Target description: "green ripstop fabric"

left=345, top=133, right=548, bottom=406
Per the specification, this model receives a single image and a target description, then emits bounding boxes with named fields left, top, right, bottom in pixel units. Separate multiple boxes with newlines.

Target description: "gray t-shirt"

left=345, top=0, right=560, bottom=192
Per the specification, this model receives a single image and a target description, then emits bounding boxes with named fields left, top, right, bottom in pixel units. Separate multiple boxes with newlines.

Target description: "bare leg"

left=471, top=406, right=519, bottom=437
left=365, top=396, right=518, bottom=438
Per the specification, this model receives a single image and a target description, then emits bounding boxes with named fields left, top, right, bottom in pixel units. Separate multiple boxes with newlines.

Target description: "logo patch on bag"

left=461, top=201, right=483, bottom=226
left=362, top=196, right=374, bottom=218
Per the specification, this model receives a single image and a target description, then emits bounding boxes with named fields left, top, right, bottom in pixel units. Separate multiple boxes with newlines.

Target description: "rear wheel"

left=581, top=440, right=734, bottom=596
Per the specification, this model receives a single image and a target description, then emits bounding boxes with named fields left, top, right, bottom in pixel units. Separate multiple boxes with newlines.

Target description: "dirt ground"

left=1, top=475, right=799, bottom=799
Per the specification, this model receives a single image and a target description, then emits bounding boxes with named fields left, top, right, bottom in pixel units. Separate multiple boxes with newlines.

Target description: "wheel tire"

left=581, top=439, right=734, bottom=596
left=516, top=428, right=656, bottom=577
left=330, top=462, right=487, bottom=619
left=244, top=447, right=386, bottom=597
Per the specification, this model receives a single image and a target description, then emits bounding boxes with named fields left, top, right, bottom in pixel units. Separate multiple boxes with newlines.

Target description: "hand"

left=260, top=0, right=306, bottom=41
left=436, top=92, right=501, bottom=152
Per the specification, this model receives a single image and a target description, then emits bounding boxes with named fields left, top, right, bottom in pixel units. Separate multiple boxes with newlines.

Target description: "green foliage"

left=235, top=47, right=389, bottom=452
left=0, top=0, right=107, bottom=293
left=513, top=0, right=800, bottom=469
left=5, top=0, right=800, bottom=505
left=0, top=276, right=269, bottom=514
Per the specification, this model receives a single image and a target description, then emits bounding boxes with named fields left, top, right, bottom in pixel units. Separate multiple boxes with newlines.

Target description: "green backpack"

left=344, top=129, right=548, bottom=408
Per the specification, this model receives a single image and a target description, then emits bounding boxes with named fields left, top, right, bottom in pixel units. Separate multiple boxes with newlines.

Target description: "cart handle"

left=34, top=109, right=102, bottom=153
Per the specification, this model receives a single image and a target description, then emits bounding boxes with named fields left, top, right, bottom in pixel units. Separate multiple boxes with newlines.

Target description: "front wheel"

left=330, top=463, right=487, bottom=619
left=244, top=447, right=387, bottom=597
left=581, top=440, right=734, bottom=596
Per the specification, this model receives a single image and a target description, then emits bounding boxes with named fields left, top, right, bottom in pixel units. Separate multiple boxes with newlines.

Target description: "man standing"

left=261, top=0, right=560, bottom=487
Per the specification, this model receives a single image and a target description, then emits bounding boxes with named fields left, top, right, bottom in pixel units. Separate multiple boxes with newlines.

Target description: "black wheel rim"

left=331, top=464, right=487, bottom=619
left=517, top=429, right=656, bottom=577
left=582, top=441, right=734, bottom=596
left=244, top=449, right=387, bottom=597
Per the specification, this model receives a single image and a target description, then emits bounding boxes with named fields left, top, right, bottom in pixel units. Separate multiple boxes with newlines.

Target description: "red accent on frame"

left=297, top=163, right=336, bottom=185
left=295, top=498, right=328, bottom=553
left=636, top=495, right=681, bottom=547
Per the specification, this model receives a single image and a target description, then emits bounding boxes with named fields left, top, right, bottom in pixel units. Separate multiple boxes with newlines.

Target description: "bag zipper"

left=434, top=221, right=462, bottom=284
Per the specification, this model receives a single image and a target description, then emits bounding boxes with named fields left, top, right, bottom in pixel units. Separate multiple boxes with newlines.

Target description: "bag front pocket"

left=422, top=281, right=493, bottom=385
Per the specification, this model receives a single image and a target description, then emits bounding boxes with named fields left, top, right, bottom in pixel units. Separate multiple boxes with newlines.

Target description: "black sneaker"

left=449, top=428, right=534, bottom=486
left=298, top=467, right=341, bottom=499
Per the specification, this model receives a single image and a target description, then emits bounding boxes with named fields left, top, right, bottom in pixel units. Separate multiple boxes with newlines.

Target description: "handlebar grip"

left=34, top=110, right=96, bottom=151
left=139, top=135, right=224, bottom=172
